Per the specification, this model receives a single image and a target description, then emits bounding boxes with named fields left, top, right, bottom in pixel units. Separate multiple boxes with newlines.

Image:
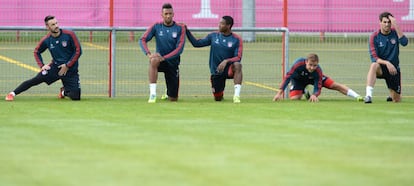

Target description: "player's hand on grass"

left=273, top=91, right=283, bottom=101
left=308, top=95, right=319, bottom=102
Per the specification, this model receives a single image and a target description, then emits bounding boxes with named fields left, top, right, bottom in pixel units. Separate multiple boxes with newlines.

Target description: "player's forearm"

left=392, top=23, right=404, bottom=39
left=278, top=82, right=288, bottom=92
left=375, top=58, right=391, bottom=65
left=185, top=29, right=198, bottom=46
left=277, top=89, right=284, bottom=96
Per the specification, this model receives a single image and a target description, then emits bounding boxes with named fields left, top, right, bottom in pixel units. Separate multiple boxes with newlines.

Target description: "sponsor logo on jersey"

left=227, top=42, right=233, bottom=47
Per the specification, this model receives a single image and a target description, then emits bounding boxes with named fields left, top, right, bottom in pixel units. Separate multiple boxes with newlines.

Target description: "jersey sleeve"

left=64, top=30, right=82, bottom=68
left=278, top=73, right=292, bottom=91
left=227, top=34, right=243, bottom=63
left=279, top=59, right=300, bottom=90
left=368, top=31, right=379, bottom=62
left=33, top=34, right=49, bottom=68
left=139, top=23, right=156, bottom=55
left=312, top=68, right=323, bottom=97
left=186, top=29, right=211, bottom=47
left=279, top=59, right=302, bottom=90
left=399, top=35, right=408, bottom=46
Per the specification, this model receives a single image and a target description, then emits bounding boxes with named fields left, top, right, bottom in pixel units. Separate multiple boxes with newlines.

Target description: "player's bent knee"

left=233, top=62, right=242, bottom=71
left=370, top=62, right=380, bottom=70
left=149, top=58, right=161, bottom=66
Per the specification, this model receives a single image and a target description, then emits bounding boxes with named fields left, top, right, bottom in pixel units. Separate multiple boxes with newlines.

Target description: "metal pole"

left=109, top=0, right=114, bottom=97
left=283, top=0, right=288, bottom=98
left=242, top=0, right=255, bottom=42
left=110, top=29, right=116, bottom=97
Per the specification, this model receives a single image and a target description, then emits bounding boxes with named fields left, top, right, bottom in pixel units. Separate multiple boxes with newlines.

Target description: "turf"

left=1, top=97, right=414, bottom=186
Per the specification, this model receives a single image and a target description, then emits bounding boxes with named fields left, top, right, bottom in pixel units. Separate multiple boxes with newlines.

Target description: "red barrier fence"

left=0, top=0, right=413, bottom=32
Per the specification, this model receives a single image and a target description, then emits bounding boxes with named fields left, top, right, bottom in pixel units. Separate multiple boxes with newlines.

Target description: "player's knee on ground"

left=66, top=88, right=81, bottom=100
left=168, top=97, right=178, bottom=101
left=289, top=90, right=303, bottom=100
left=392, top=94, right=401, bottom=102
left=289, top=96, right=302, bottom=100
left=213, top=92, right=224, bottom=101
left=214, top=96, right=223, bottom=101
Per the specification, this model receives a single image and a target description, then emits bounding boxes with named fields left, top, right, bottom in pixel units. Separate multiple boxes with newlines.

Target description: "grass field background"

left=1, top=98, right=414, bottom=186
left=1, top=31, right=413, bottom=99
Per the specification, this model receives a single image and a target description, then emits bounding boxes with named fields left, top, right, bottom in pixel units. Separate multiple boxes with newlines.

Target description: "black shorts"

left=39, top=64, right=80, bottom=91
left=158, top=61, right=180, bottom=98
left=378, top=64, right=401, bottom=94
left=210, top=63, right=233, bottom=94
left=290, top=76, right=333, bottom=92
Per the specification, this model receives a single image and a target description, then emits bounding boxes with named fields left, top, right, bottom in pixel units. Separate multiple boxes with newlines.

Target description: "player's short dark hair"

left=222, top=16, right=234, bottom=29
left=162, top=3, right=173, bottom=10
left=307, top=53, right=319, bottom=62
left=44, top=15, right=55, bottom=24
left=379, top=12, right=393, bottom=21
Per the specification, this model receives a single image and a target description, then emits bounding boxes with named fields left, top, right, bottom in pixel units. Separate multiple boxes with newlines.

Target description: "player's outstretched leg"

left=5, top=92, right=15, bottom=101
left=58, top=87, right=65, bottom=99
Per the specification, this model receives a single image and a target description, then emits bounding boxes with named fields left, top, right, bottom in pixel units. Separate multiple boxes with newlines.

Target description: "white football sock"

left=366, top=86, right=373, bottom=97
left=149, top=83, right=157, bottom=96
left=346, top=89, right=359, bottom=98
left=234, top=84, right=241, bottom=97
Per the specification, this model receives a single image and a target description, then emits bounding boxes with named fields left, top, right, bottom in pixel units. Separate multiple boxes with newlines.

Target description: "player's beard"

left=164, top=19, right=173, bottom=26
left=51, top=27, right=60, bottom=34
left=219, top=27, right=229, bottom=34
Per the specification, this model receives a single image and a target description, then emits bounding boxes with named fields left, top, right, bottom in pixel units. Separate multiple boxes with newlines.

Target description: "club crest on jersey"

left=62, top=41, right=67, bottom=47
left=390, top=38, right=396, bottom=44
left=172, top=32, right=177, bottom=38
left=227, top=42, right=233, bottom=47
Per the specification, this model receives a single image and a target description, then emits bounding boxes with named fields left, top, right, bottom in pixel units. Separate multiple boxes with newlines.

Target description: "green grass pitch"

left=1, top=32, right=414, bottom=186
left=1, top=97, right=414, bottom=186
